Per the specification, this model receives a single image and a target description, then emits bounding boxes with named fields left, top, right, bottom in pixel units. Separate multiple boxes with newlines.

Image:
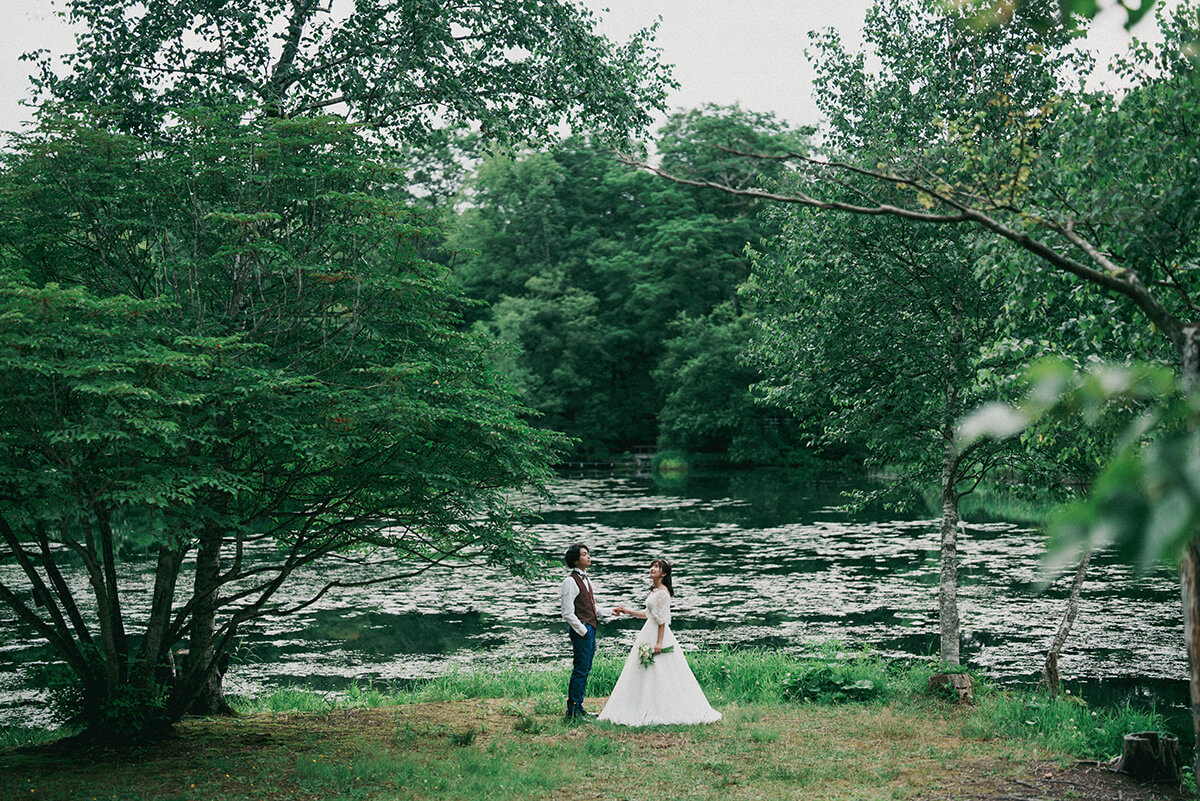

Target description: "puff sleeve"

left=647, top=589, right=672, bottom=626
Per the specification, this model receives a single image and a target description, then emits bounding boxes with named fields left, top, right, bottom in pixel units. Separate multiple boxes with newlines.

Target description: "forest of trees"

left=1, top=0, right=1199, bottom=777
left=445, top=106, right=815, bottom=461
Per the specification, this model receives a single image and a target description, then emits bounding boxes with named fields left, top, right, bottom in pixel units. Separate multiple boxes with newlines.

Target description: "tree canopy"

left=32, top=0, right=674, bottom=145
left=0, top=0, right=677, bottom=740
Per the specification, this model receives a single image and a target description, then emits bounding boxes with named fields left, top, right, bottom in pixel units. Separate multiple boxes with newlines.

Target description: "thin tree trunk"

left=96, top=510, right=128, bottom=681
left=79, top=515, right=121, bottom=690
left=938, top=290, right=966, bottom=667
left=1183, top=543, right=1200, bottom=787
left=939, top=430, right=961, bottom=666
left=1043, top=547, right=1092, bottom=695
left=34, top=521, right=93, bottom=645
left=1179, top=324, right=1200, bottom=788
left=0, top=518, right=80, bottom=659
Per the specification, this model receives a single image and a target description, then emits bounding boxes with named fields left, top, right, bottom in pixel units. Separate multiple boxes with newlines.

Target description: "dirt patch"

left=918, top=758, right=1190, bottom=801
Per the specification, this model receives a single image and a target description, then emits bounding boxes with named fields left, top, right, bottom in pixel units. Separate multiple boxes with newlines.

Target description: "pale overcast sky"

left=0, top=0, right=1171, bottom=135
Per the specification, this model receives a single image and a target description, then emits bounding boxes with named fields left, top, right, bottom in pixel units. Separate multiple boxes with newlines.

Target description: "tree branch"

left=621, top=151, right=1187, bottom=353
left=268, top=0, right=320, bottom=100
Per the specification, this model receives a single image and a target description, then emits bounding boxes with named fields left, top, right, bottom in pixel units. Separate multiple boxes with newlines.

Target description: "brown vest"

left=571, top=572, right=598, bottom=627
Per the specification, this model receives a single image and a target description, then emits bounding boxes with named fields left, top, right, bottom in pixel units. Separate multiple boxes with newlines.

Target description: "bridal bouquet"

left=637, top=643, right=674, bottom=667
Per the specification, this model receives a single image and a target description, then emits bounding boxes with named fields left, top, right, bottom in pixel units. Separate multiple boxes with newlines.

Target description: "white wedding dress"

left=598, top=587, right=721, bottom=726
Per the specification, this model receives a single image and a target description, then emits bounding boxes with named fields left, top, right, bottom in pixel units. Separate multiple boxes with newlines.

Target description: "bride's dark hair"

left=652, top=558, right=674, bottom=596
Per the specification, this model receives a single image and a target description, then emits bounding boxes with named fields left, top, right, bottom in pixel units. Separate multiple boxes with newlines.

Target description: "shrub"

left=39, top=653, right=171, bottom=743
left=782, top=662, right=886, bottom=703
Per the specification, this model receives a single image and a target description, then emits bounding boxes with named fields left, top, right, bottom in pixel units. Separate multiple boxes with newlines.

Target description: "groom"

left=560, top=542, right=614, bottom=720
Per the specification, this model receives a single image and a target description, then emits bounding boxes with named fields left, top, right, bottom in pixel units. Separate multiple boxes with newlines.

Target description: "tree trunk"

left=1179, top=324, right=1200, bottom=789
left=136, top=543, right=185, bottom=684
left=938, top=437, right=961, bottom=666
left=938, top=291, right=966, bottom=667
left=1111, top=731, right=1182, bottom=784
left=927, top=672, right=973, bottom=703
left=79, top=515, right=122, bottom=690
left=1184, top=539, right=1200, bottom=789
left=176, top=527, right=231, bottom=717
left=1043, top=547, right=1092, bottom=695
left=96, top=510, right=128, bottom=681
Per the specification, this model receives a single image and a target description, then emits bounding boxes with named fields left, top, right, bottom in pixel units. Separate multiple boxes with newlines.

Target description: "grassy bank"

left=1, top=648, right=1188, bottom=801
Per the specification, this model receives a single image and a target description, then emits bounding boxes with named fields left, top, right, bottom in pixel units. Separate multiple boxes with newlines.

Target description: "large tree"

left=0, top=110, right=562, bottom=737
left=749, top=212, right=1017, bottom=665
left=736, top=0, right=1091, bottom=665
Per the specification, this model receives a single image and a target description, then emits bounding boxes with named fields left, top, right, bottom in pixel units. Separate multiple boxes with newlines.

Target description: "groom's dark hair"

left=564, top=543, right=589, bottom=569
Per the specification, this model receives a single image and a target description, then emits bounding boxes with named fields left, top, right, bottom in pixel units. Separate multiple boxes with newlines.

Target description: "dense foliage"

left=33, top=0, right=674, bottom=146
left=451, top=105, right=814, bottom=460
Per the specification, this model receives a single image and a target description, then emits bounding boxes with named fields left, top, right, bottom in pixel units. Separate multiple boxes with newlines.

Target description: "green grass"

left=2, top=658, right=1191, bottom=801
left=222, top=644, right=1171, bottom=765
left=0, top=725, right=75, bottom=750
left=6, top=645, right=1180, bottom=801
left=231, top=685, right=340, bottom=714
left=965, top=689, right=1166, bottom=760
left=952, top=482, right=1066, bottom=526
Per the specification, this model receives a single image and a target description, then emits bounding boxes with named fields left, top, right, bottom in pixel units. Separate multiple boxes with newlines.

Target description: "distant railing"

left=555, top=447, right=656, bottom=473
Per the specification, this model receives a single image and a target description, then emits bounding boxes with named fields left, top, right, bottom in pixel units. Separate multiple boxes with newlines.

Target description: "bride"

left=600, top=558, right=721, bottom=726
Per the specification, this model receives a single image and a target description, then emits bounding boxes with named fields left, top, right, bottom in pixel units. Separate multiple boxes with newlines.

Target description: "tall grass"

left=0, top=725, right=74, bottom=750
left=965, top=690, right=1167, bottom=760
left=231, top=687, right=337, bottom=714
left=953, top=483, right=1064, bottom=526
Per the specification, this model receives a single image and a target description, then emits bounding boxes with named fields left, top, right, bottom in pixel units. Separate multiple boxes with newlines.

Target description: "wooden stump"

left=926, top=672, right=973, bottom=704
left=1109, top=731, right=1182, bottom=784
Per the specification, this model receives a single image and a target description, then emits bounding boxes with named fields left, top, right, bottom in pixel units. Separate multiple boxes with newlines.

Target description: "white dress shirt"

left=560, top=569, right=612, bottom=636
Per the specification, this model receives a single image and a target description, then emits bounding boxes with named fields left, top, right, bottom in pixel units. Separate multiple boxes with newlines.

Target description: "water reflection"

left=0, top=469, right=1187, bottom=730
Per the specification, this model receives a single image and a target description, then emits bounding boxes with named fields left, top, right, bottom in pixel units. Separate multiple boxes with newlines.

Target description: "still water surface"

left=0, top=469, right=1187, bottom=729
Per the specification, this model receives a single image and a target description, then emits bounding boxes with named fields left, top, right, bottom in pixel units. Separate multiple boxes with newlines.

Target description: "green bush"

left=782, top=662, right=886, bottom=703
left=39, top=652, right=171, bottom=742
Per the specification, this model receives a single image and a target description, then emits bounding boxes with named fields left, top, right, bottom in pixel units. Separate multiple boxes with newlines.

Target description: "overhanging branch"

left=619, top=152, right=1186, bottom=351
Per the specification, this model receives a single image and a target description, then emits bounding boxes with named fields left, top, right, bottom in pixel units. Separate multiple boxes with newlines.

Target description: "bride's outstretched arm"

left=614, top=605, right=647, bottom=619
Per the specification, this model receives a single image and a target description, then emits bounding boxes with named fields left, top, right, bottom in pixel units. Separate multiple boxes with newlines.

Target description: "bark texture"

left=1184, top=541, right=1200, bottom=787
left=177, top=528, right=231, bottom=716
left=938, top=455, right=961, bottom=666
left=1043, top=548, right=1092, bottom=694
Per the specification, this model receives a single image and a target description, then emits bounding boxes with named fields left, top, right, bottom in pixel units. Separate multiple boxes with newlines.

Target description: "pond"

left=0, top=468, right=1188, bottom=733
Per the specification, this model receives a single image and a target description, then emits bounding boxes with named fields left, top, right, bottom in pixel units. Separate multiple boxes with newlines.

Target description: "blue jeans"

left=567, top=624, right=596, bottom=715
